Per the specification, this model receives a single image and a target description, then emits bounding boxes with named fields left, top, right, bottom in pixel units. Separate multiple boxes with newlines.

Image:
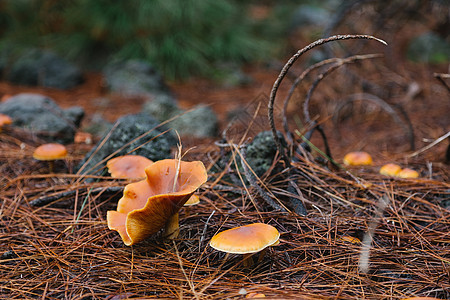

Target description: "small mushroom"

left=246, top=292, right=266, bottom=298
left=209, top=223, right=280, bottom=267
left=0, top=114, right=12, bottom=132
left=379, top=163, right=402, bottom=177
left=107, top=159, right=207, bottom=245
left=33, top=143, right=68, bottom=172
left=397, top=168, right=419, bottom=178
left=339, top=235, right=361, bottom=244
left=106, top=155, right=153, bottom=179
left=343, top=151, right=373, bottom=166
left=183, top=194, right=200, bottom=217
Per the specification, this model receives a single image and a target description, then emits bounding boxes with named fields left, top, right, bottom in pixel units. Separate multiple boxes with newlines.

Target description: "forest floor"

left=0, top=15, right=449, bottom=300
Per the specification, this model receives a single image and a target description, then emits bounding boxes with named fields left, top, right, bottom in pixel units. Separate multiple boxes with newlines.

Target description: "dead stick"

left=29, top=186, right=123, bottom=207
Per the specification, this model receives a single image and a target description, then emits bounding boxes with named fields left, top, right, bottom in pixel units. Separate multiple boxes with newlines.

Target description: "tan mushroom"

left=107, top=159, right=207, bottom=245
left=0, top=113, right=12, bottom=132
left=343, top=151, right=373, bottom=166
left=33, top=143, right=68, bottom=172
left=246, top=292, right=266, bottom=298
left=209, top=223, right=280, bottom=267
left=183, top=194, right=200, bottom=217
left=379, top=163, right=402, bottom=177
left=397, top=168, right=419, bottom=178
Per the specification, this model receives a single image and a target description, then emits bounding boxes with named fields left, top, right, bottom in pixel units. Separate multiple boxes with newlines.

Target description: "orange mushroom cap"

left=33, top=143, right=68, bottom=161
left=343, top=151, right=373, bottom=166
left=106, top=155, right=153, bottom=179
left=0, top=114, right=12, bottom=127
left=379, top=163, right=402, bottom=176
left=209, top=223, right=280, bottom=254
left=397, top=168, right=419, bottom=179
left=107, top=159, right=207, bottom=246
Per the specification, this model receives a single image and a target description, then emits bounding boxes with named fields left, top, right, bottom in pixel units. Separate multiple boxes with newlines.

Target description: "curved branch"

left=268, top=34, right=386, bottom=167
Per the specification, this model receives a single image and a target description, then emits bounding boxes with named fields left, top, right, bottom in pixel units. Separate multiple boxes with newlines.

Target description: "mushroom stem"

left=164, top=212, right=180, bottom=239
left=242, top=253, right=254, bottom=267
left=48, top=160, right=55, bottom=173
left=257, top=248, right=268, bottom=264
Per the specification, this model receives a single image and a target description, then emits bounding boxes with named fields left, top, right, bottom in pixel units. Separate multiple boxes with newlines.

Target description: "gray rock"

left=0, top=93, right=84, bottom=144
left=143, top=96, right=219, bottom=138
left=246, top=130, right=285, bottom=177
left=82, top=113, right=113, bottom=138
left=6, top=49, right=83, bottom=89
left=103, top=60, right=170, bottom=96
left=142, top=93, right=181, bottom=122
left=407, top=31, right=450, bottom=64
left=63, top=106, right=85, bottom=128
left=168, top=105, right=218, bottom=138
left=76, top=113, right=177, bottom=177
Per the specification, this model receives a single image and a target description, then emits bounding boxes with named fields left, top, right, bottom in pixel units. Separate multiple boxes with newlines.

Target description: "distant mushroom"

left=106, top=155, right=153, bottom=179
left=246, top=292, right=266, bottom=298
left=107, top=159, right=207, bottom=245
left=379, top=163, right=402, bottom=177
left=33, top=143, right=68, bottom=172
left=397, top=168, right=419, bottom=179
left=0, top=114, right=12, bottom=132
left=209, top=223, right=280, bottom=267
left=339, top=235, right=361, bottom=244
left=343, top=151, right=373, bottom=166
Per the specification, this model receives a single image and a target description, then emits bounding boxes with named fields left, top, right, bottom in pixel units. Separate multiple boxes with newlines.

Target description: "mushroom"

left=107, top=159, right=207, bottom=245
left=397, top=168, right=419, bottom=178
left=106, top=155, right=153, bottom=179
left=183, top=194, right=200, bottom=217
left=343, top=151, right=373, bottom=166
left=0, top=113, right=12, bottom=132
left=33, top=143, right=68, bottom=172
left=339, top=235, right=361, bottom=244
left=209, top=223, right=280, bottom=267
left=379, top=163, right=402, bottom=177
left=246, top=292, right=266, bottom=298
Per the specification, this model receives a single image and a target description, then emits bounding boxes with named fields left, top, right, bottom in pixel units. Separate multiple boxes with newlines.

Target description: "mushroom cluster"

left=379, top=163, right=419, bottom=178
left=107, top=159, right=207, bottom=246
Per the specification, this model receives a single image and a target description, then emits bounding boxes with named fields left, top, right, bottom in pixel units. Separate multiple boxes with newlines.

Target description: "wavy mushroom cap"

left=107, top=155, right=153, bottom=179
left=343, top=151, right=373, bottom=166
left=210, top=223, right=280, bottom=254
left=397, top=168, right=419, bottom=178
left=33, top=143, right=68, bottom=161
left=107, top=159, right=207, bottom=246
left=0, top=114, right=12, bottom=126
left=379, top=163, right=402, bottom=176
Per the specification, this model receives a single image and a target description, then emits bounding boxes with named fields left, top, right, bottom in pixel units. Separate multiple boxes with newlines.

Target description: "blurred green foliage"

left=0, top=0, right=287, bottom=80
